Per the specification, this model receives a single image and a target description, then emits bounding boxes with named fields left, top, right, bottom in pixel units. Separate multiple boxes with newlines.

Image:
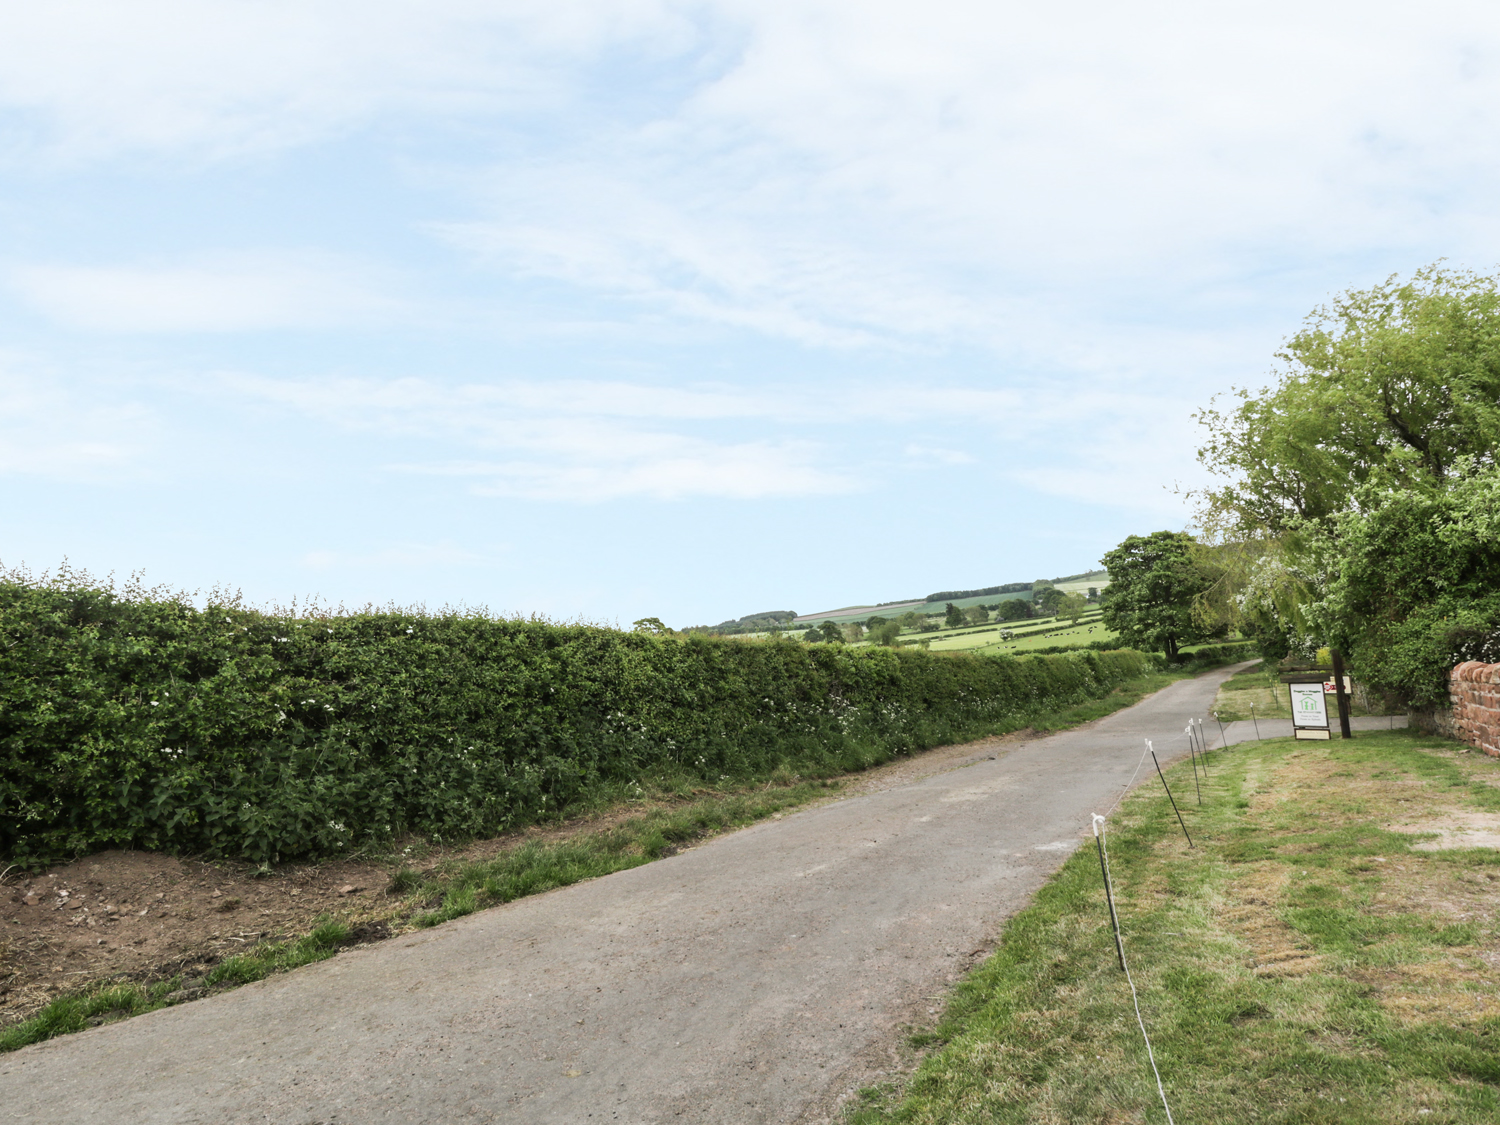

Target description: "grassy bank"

left=849, top=730, right=1500, bottom=1124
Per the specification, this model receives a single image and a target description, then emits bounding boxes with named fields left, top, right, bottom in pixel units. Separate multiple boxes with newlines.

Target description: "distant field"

left=788, top=607, right=1119, bottom=652
left=790, top=570, right=1111, bottom=628
left=931, top=611, right=1114, bottom=654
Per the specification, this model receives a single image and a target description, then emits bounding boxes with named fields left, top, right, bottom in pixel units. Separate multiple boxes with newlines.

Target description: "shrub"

left=1, top=573, right=1152, bottom=866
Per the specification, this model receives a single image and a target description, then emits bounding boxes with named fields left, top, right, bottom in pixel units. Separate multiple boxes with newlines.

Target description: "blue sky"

left=3, top=1, right=1499, bottom=627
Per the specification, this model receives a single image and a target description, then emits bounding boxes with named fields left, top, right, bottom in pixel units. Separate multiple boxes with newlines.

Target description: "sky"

left=3, top=1, right=1500, bottom=628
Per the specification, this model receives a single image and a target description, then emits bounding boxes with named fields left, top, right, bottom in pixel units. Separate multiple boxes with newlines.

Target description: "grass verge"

left=398, top=781, right=835, bottom=927
left=846, top=730, right=1500, bottom=1124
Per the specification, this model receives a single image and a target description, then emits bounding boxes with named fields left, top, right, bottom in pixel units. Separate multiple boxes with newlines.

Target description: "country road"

left=2, top=662, right=1391, bottom=1124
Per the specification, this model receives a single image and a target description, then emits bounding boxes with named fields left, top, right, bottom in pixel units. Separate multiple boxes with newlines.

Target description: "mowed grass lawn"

left=849, top=731, right=1500, bottom=1124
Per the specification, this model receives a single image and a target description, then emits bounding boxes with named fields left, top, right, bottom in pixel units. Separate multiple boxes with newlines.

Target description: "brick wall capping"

left=1452, top=661, right=1500, bottom=684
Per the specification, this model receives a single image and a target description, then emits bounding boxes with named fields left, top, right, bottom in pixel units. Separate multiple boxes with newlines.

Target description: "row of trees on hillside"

left=1112, top=264, right=1500, bottom=708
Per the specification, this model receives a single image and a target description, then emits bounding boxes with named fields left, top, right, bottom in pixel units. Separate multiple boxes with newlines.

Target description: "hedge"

left=1, top=577, right=1154, bottom=866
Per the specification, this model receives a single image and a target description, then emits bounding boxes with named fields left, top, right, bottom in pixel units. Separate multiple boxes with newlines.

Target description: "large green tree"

left=1100, top=532, right=1212, bottom=660
left=1196, top=264, right=1500, bottom=536
left=1191, top=266, right=1500, bottom=676
left=996, top=599, right=1032, bottom=622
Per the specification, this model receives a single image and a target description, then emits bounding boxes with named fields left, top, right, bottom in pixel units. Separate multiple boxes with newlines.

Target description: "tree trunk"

left=1330, top=648, right=1353, bottom=739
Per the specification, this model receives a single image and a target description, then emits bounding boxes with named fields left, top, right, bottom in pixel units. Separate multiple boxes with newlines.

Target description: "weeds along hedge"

left=0, top=578, right=1153, bottom=866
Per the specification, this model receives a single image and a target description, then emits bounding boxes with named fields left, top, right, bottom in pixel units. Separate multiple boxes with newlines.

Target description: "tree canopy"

left=1313, top=464, right=1500, bottom=706
left=1196, top=265, right=1500, bottom=536
left=1059, top=592, right=1087, bottom=625
left=1100, top=532, right=1212, bottom=659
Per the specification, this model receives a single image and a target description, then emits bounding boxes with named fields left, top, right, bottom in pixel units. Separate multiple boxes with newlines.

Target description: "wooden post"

left=1330, top=648, right=1352, bottom=740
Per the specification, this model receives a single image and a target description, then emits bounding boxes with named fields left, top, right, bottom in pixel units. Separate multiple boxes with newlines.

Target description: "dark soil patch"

left=0, top=850, right=394, bottom=1029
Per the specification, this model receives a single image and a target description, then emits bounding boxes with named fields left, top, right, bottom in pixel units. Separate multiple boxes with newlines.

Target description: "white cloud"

left=218, top=373, right=860, bottom=501
left=8, top=252, right=405, bottom=332
left=0, top=361, right=156, bottom=479
left=402, top=442, right=852, bottom=502
left=0, top=1, right=693, bottom=160
left=8, top=2, right=1496, bottom=361
left=435, top=1, right=1500, bottom=354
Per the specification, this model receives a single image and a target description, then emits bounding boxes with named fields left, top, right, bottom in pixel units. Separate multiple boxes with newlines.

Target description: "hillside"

left=787, top=569, right=1109, bottom=627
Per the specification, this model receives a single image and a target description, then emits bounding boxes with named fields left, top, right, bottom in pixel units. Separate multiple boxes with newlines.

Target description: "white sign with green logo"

left=1289, top=683, right=1329, bottom=729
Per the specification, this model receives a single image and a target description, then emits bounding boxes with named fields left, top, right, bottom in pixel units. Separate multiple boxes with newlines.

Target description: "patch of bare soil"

left=0, top=850, right=395, bottom=1029
left=1387, top=810, right=1500, bottom=851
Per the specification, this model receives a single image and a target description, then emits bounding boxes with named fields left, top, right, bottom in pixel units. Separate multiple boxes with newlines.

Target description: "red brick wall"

left=1450, top=662, right=1500, bottom=758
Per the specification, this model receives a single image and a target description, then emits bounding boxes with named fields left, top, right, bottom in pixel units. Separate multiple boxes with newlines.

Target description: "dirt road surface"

left=4, top=665, right=1260, bottom=1123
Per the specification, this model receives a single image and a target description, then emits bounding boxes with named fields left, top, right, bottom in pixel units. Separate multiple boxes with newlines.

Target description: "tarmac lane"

left=1, top=662, right=1263, bottom=1124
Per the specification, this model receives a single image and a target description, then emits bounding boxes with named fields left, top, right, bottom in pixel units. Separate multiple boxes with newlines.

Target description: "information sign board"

left=1289, top=682, right=1331, bottom=740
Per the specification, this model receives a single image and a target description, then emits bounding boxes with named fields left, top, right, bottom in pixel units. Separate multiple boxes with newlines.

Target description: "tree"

left=944, top=602, right=965, bottom=628
left=964, top=605, right=990, bottom=626
left=996, top=599, right=1031, bottom=622
left=1190, top=265, right=1500, bottom=671
left=842, top=622, right=866, bottom=643
left=1313, top=464, right=1500, bottom=707
left=632, top=617, right=673, bottom=635
left=1033, top=584, right=1063, bottom=616
left=897, top=611, right=921, bottom=629
left=1059, top=592, right=1087, bottom=625
left=1099, top=532, right=1212, bottom=659
left=869, top=620, right=902, bottom=646
left=1196, top=265, right=1500, bottom=537
left=819, top=620, right=844, bottom=643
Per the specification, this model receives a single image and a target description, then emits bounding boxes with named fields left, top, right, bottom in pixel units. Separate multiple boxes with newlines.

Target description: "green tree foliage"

left=963, top=605, right=990, bottom=626
left=944, top=603, right=965, bottom=628
left=842, top=622, right=867, bottom=642
left=0, top=571, right=1154, bottom=866
left=1033, top=584, right=1063, bottom=615
left=1317, top=465, right=1500, bottom=707
left=1196, top=265, right=1500, bottom=536
left=632, top=617, right=672, bottom=635
left=897, top=611, right=921, bottom=629
left=818, top=620, right=844, bottom=644
left=1059, top=593, right=1087, bottom=625
left=869, top=620, right=902, bottom=646
left=996, top=599, right=1032, bottom=622
left=1100, top=532, right=1213, bottom=660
